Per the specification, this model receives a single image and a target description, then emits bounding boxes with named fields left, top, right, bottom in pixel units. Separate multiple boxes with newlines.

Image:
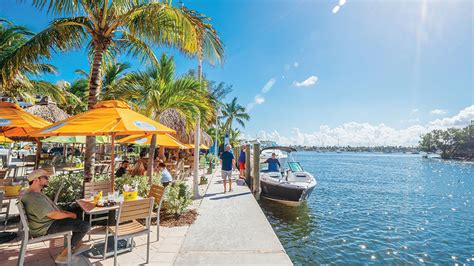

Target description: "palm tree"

left=28, top=0, right=224, bottom=179
left=116, top=53, right=213, bottom=181
left=222, top=97, right=250, bottom=131
left=0, top=19, right=65, bottom=104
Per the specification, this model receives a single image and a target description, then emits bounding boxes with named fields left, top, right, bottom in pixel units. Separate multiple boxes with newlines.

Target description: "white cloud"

left=430, top=109, right=447, bottom=115
left=261, top=78, right=276, bottom=93
left=332, top=5, right=340, bottom=14
left=339, top=0, right=346, bottom=6
left=411, top=108, right=419, bottom=114
left=293, top=62, right=299, bottom=68
left=250, top=105, right=474, bottom=146
left=254, top=95, right=265, bottom=104
left=429, top=105, right=473, bottom=128
left=294, top=76, right=318, bottom=87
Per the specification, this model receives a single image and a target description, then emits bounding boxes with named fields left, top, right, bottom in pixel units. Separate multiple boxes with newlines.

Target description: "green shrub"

left=94, top=173, right=161, bottom=198
left=43, top=173, right=84, bottom=205
left=163, top=181, right=192, bottom=217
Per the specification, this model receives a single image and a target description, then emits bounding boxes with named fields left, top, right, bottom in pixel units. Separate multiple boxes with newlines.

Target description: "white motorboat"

left=259, top=147, right=317, bottom=206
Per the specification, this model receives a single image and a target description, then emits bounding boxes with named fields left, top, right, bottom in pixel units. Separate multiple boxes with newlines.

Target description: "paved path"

left=175, top=171, right=292, bottom=265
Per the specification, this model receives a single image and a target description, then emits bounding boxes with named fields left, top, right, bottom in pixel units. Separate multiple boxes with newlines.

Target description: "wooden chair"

left=148, top=185, right=167, bottom=240
left=0, top=178, right=13, bottom=228
left=83, top=180, right=112, bottom=240
left=104, top=197, right=154, bottom=265
left=16, top=201, right=72, bottom=266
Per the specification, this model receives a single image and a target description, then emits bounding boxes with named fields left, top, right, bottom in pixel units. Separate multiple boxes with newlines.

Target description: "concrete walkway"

left=175, top=171, right=292, bottom=265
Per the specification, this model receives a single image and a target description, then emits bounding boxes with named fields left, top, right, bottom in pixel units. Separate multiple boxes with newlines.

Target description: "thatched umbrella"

left=159, top=109, right=213, bottom=146
left=24, top=97, right=71, bottom=164
left=25, top=96, right=70, bottom=123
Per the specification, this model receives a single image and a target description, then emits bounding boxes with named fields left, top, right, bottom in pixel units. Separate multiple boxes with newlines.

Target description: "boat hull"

left=260, top=179, right=316, bottom=206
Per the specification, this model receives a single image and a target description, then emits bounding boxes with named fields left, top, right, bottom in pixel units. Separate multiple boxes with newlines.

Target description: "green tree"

left=221, top=97, right=250, bottom=131
left=0, top=19, right=65, bottom=103
left=115, top=54, right=213, bottom=181
left=30, top=0, right=224, bottom=179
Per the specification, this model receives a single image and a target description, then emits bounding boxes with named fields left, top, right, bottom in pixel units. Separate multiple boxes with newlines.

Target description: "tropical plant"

left=43, top=172, right=84, bottom=206
left=221, top=97, right=250, bottom=131
left=0, top=19, right=66, bottom=104
left=163, top=180, right=192, bottom=217
left=114, top=53, right=214, bottom=180
left=30, top=0, right=224, bottom=180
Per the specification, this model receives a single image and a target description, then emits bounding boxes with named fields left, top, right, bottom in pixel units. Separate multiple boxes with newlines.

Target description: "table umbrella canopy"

left=185, top=143, right=210, bottom=150
left=41, top=136, right=111, bottom=144
left=118, top=134, right=187, bottom=148
left=0, top=102, right=52, bottom=136
left=31, top=100, right=176, bottom=137
left=0, top=136, right=14, bottom=143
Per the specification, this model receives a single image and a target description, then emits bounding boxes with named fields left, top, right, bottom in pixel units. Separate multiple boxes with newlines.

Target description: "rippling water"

left=259, top=152, right=474, bottom=265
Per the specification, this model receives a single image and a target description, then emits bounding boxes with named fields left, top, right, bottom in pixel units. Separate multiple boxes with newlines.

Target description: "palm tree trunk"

left=84, top=45, right=106, bottom=181
left=147, top=134, right=157, bottom=185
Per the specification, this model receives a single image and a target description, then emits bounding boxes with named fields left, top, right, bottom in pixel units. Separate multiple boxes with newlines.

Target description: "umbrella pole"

left=71, top=143, right=75, bottom=164
left=110, top=133, right=116, bottom=191
left=35, top=138, right=42, bottom=169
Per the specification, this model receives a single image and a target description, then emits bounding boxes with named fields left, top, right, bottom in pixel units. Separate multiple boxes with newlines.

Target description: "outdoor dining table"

left=59, top=166, right=84, bottom=176
left=75, top=196, right=143, bottom=258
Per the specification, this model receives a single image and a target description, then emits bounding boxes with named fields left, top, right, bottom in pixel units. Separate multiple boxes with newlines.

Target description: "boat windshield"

left=288, top=162, right=303, bottom=172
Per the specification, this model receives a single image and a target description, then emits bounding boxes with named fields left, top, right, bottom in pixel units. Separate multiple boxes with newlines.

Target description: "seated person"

left=21, top=169, right=91, bottom=263
left=115, top=160, right=129, bottom=177
left=265, top=153, right=281, bottom=172
left=157, top=162, right=173, bottom=187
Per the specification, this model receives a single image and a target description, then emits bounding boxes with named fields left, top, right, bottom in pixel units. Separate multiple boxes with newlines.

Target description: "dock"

left=175, top=171, right=292, bottom=265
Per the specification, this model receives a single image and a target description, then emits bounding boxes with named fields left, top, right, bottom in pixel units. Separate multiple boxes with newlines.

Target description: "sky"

left=0, top=0, right=472, bottom=146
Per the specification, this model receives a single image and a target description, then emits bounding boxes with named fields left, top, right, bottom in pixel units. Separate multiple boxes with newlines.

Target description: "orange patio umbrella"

left=118, top=134, right=187, bottom=149
left=32, top=100, right=176, bottom=190
left=0, top=102, right=52, bottom=167
left=0, top=102, right=51, bottom=136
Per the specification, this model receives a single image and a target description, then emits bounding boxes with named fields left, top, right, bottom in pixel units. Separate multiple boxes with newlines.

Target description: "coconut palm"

left=0, top=19, right=65, bottom=104
left=115, top=53, right=213, bottom=180
left=222, top=97, right=250, bottom=131
left=28, top=0, right=224, bottom=179
left=73, top=61, right=131, bottom=101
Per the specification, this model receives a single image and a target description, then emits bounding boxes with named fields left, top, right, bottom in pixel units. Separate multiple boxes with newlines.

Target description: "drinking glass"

left=114, top=191, right=119, bottom=201
left=108, top=192, right=114, bottom=201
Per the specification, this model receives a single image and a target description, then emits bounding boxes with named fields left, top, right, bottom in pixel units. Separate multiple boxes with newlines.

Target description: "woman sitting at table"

left=157, top=162, right=173, bottom=187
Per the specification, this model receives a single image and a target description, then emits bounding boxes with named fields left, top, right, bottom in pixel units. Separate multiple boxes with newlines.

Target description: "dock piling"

left=252, top=143, right=260, bottom=199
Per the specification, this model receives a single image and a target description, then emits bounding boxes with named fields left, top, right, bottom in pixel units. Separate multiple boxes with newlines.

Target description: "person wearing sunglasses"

left=21, top=169, right=91, bottom=263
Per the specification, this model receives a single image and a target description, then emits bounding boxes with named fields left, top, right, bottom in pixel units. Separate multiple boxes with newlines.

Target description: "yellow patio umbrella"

left=0, top=136, right=14, bottom=143
left=185, top=143, right=210, bottom=150
left=0, top=102, right=51, bottom=136
left=118, top=134, right=187, bottom=149
left=32, top=100, right=176, bottom=190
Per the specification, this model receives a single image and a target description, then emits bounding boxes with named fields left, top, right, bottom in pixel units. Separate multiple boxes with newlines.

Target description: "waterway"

left=259, top=152, right=473, bottom=265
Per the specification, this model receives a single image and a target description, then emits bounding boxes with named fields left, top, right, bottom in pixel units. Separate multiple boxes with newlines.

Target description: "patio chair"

left=104, top=197, right=154, bottom=265
left=16, top=201, right=72, bottom=266
left=83, top=180, right=112, bottom=241
left=0, top=178, right=13, bottom=227
left=148, top=184, right=167, bottom=240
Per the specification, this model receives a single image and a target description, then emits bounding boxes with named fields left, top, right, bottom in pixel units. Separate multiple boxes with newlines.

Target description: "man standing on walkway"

left=238, top=144, right=246, bottom=179
left=220, top=144, right=235, bottom=193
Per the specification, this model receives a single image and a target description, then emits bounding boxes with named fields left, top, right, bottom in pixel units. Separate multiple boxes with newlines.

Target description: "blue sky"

left=0, top=0, right=472, bottom=145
